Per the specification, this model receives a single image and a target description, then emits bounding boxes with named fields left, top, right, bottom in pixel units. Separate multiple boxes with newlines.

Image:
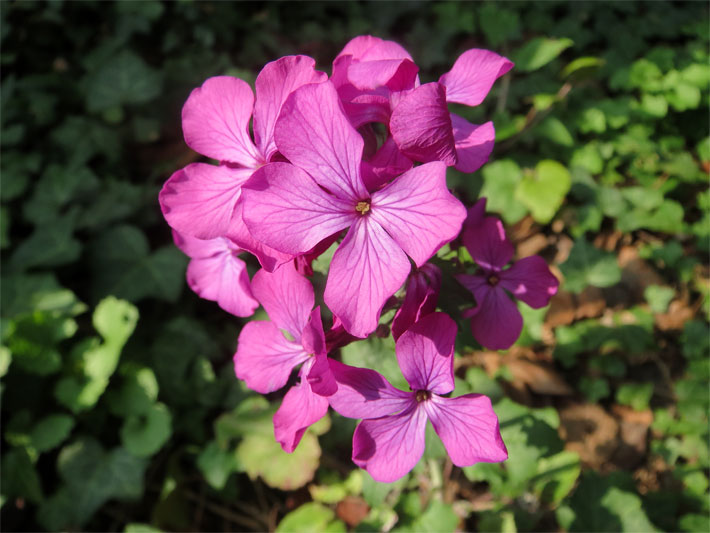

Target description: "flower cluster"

left=159, top=36, right=558, bottom=482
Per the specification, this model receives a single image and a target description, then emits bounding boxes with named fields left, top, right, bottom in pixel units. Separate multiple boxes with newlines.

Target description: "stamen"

left=355, top=200, right=371, bottom=215
left=487, top=274, right=499, bottom=286
left=415, top=390, right=431, bottom=402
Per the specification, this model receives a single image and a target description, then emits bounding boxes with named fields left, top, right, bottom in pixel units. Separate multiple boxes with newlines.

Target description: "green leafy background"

left=1, top=2, right=708, bottom=532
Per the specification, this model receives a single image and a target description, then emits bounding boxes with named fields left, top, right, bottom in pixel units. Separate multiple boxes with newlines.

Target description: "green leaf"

left=570, top=142, right=604, bottom=174
left=616, top=383, right=654, bottom=411
left=121, top=402, right=173, bottom=457
left=532, top=450, right=581, bottom=504
left=478, top=3, right=520, bottom=47
left=1, top=447, right=43, bottom=504
left=679, top=513, right=710, bottom=533
left=0, top=346, right=10, bottom=377
left=536, top=116, right=574, bottom=146
left=511, top=37, right=573, bottom=72
left=341, top=335, right=408, bottom=391
left=638, top=93, right=668, bottom=118
left=276, top=502, right=344, bottom=533
left=90, top=225, right=187, bottom=303
left=561, top=56, right=605, bottom=80
left=236, top=430, right=321, bottom=491
left=9, top=216, right=81, bottom=271
left=644, top=285, right=675, bottom=313
left=8, top=311, right=78, bottom=375
left=579, top=376, right=610, bottom=403
left=576, top=107, right=606, bottom=134
left=124, top=524, right=163, bottom=533
left=29, top=414, right=74, bottom=454
left=515, top=160, right=571, bottom=223
left=407, top=500, right=459, bottom=533
left=85, top=50, right=162, bottom=112
left=107, top=367, right=160, bottom=417
left=559, top=238, right=621, bottom=293
left=197, top=441, right=239, bottom=490
left=480, top=159, right=527, bottom=224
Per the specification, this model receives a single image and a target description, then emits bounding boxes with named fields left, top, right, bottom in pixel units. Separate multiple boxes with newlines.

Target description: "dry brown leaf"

left=559, top=404, right=619, bottom=469
left=335, top=496, right=369, bottom=527
left=505, top=357, right=573, bottom=396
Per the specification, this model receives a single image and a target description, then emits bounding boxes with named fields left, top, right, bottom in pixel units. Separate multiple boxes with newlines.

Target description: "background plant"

left=1, top=1, right=708, bottom=532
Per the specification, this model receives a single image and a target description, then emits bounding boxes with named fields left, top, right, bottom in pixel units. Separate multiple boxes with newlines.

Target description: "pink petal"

left=451, top=115, right=495, bottom=173
left=499, top=255, right=559, bottom=308
left=273, top=364, right=330, bottom=453
left=294, top=233, right=340, bottom=277
left=181, top=76, right=263, bottom=167
left=241, top=162, right=356, bottom=255
left=340, top=88, right=392, bottom=129
left=227, top=201, right=295, bottom=272
left=159, top=163, right=253, bottom=240
left=395, top=312, right=456, bottom=395
left=274, top=81, right=368, bottom=201
left=361, top=137, right=413, bottom=192
left=352, top=404, right=427, bottom=483
left=348, top=59, right=418, bottom=91
left=390, top=83, right=457, bottom=166
left=336, top=35, right=412, bottom=63
left=172, top=230, right=229, bottom=259
left=234, top=321, right=309, bottom=394
left=302, top=307, right=338, bottom=397
left=328, top=359, right=412, bottom=419
left=251, top=261, right=314, bottom=340
left=426, top=394, right=508, bottom=466
left=466, top=198, right=487, bottom=228
left=438, top=49, right=513, bottom=107
left=391, top=263, right=442, bottom=340
left=252, top=55, right=327, bottom=161
left=462, top=216, right=513, bottom=271
left=455, top=273, right=488, bottom=297
left=370, top=161, right=466, bottom=267
left=184, top=239, right=258, bottom=318
left=468, top=285, right=523, bottom=350
left=325, top=218, right=411, bottom=338
left=324, top=317, right=359, bottom=353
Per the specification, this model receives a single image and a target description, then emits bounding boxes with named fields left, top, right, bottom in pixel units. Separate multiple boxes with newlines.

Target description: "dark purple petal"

left=500, top=255, right=559, bottom=308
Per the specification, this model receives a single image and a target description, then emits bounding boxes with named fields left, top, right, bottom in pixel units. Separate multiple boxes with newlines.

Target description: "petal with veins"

left=451, top=115, right=495, bottom=173
left=462, top=216, right=514, bottom=271
left=500, top=255, right=559, bottom=309
left=439, top=49, right=513, bottom=107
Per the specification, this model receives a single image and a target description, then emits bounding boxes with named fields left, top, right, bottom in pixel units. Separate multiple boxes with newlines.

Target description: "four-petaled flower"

left=456, top=198, right=559, bottom=350
left=328, top=313, right=508, bottom=482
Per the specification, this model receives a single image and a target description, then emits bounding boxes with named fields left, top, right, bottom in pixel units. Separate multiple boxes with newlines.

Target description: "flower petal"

left=159, top=163, right=253, bottom=240
left=325, top=218, right=410, bottom=338
left=328, top=359, right=412, bottom=419
left=348, top=59, right=418, bottom=91
left=468, top=285, right=523, bottom=350
left=390, top=83, right=457, bottom=166
left=395, top=312, right=456, bottom=394
left=370, top=161, right=466, bottom=267
left=252, top=55, right=327, bottom=161
left=462, top=215, right=513, bottom=271
left=184, top=240, right=258, bottom=318
left=391, top=263, right=441, bottom=340
left=241, top=162, right=356, bottom=255
left=181, top=76, right=263, bottom=166
left=227, top=201, right=295, bottom=272
left=234, top=321, right=309, bottom=394
left=361, top=137, right=413, bottom=192
left=451, top=115, right=495, bottom=173
left=275, top=81, right=368, bottom=201
left=438, top=49, right=513, bottom=107
left=302, top=307, right=338, bottom=397
left=426, top=394, right=508, bottom=466
left=274, top=365, right=330, bottom=453
left=352, top=404, right=427, bottom=483
left=336, top=35, right=413, bottom=63
left=251, top=261, right=313, bottom=340
left=499, top=255, right=559, bottom=308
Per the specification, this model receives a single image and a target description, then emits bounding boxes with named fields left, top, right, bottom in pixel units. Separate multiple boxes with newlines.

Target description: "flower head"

left=328, top=313, right=507, bottom=482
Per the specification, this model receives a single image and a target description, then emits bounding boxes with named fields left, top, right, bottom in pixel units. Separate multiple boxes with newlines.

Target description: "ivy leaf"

left=85, top=50, right=162, bottom=112
left=511, top=37, right=573, bottom=72
left=516, top=160, right=571, bottom=223
left=559, top=238, right=621, bottom=293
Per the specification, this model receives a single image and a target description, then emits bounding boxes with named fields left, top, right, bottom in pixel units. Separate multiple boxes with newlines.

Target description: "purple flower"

left=241, top=80, right=466, bottom=338
left=328, top=313, right=507, bottom=482
left=456, top=198, right=559, bottom=350
left=173, top=230, right=258, bottom=318
left=159, top=56, right=327, bottom=271
left=233, top=261, right=336, bottom=452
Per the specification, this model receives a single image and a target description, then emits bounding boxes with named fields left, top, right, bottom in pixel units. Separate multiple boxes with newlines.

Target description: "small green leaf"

left=516, top=160, right=571, bottom=223
left=197, top=441, right=239, bottom=490
left=121, top=402, right=173, bottom=457
left=30, top=414, right=74, bottom=454
left=511, top=37, right=573, bottom=72
left=480, top=159, right=527, bottom=224
left=536, top=116, right=574, bottom=146
left=9, top=217, right=81, bottom=271
left=579, top=376, right=610, bottom=403
left=644, top=285, right=675, bottom=313
left=560, top=238, right=621, bottom=293
left=276, top=502, right=344, bottom=533
left=1, top=447, right=43, bottom=504
left=479, top=3, right=520, bottom=47
left=570, top=142, right=604, bottom=174
left=616, top=383, right=653, bottom=411
left=409, top=500, right=459, bottom=533
left=561, top=56, right=605, bottom=80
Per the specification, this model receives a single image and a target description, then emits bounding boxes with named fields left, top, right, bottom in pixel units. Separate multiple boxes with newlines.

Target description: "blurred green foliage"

left=1, top=1, right=708, bottom=532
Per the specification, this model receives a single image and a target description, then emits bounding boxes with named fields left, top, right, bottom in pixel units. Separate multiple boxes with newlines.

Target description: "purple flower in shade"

left=328, top=312, right=507, bottom=482
left=455, top=198, right=559, bottom=350
left=241, top=80, right=466, bottom=339
left=333, top=36, right=513, bottom=174
left=159, top=56, right=327, bottom=271
left=172, top=231, right=258, bottom=318
left=391, top=263, right=441, bottom=341
left=233, top=261, right=337, bottom=452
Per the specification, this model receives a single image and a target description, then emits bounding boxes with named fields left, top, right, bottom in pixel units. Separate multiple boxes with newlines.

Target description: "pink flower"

left=334, top=36, right=513, bottom=173
left=456, top=199, right=559, bottom=350
left=233, top=261, right=336, bottom=452
left=391, top=263, right=441, bottom=340
left=241, top=80, right=466, bottom=338
left=328, top=313, right=507, bottom=482
left=173, top=231, right=258, bottom=317
left=159, top=56, right=327, bottom=271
